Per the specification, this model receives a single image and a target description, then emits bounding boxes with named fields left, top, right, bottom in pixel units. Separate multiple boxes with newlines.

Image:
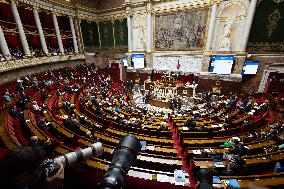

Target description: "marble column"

left=69, top=17, right=79, bottom=53
left=205, top=3, right=218, bottom=51
left=146, top=3, right=153, bottom=52
left=52, top=13, right=64, bottom=54
left=74, top=18, right=84, bottom=52
left=11, top=1, right=30, bottom=55
left=33, top=8, right=48, bottom=55
left=239, top=0, right=257, bottom=51
left=127, top=54, right=132, bottom=68
left=127, top=10, right=133, bottom=52
left=0, top=25, right=11, bottom=57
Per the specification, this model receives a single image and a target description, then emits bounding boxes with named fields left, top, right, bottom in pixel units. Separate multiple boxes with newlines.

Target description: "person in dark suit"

left=198, top=125, right=208, bottom=132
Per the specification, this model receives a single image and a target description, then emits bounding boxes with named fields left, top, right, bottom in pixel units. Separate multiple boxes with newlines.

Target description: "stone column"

left=52, top=12, right=64, bottom=54
left=239, top=0, right=257, bottom=51
left=33, top=8, right=48, bottom=55
left=11, top=1, right=30, bottom=55
left=127, top=53, right=132, bottom=68
left=69, top=16, right=79, bottom=53
left=74, top=18, right=84, bottom=53
left=233, top=54, right=246, bottom=74
left=201, top=54, right=211, bottom=72
left=126, top=7, right=133, bottom=52
left=205, top=3, right=218, bottom=51
left=146, top=2, right=153, bottom=52
left=145, top=53, right=153, bottom=68
left=0, top=25, right=11, bottom=57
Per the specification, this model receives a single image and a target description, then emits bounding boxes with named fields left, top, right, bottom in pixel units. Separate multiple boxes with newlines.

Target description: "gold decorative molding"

left=266, top=9, right=281, bottom=38
left=274, top=0, right=284, bottom=3
left=0, top=54, right=85, bottom=73
left=217, top=0, right=247, bottom=19
left=95, top=14, right=127, bottom=23
left=247, top=42, right=284, bottom=53
left=152, top=0, right=217, bottom=15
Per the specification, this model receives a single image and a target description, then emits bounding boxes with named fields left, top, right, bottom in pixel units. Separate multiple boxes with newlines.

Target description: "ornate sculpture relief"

left=214, top=0, right=248, bottom=52
left=266, top=9, right=281, bottom=38
left=133, top=12, right=146, bottom=51
left=219, top=17, right=235, bottom=51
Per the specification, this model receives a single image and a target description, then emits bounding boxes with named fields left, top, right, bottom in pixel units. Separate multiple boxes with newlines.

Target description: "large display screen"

left=209, top=55, right=235, bottom=75
left=242, top=61, right=260, bottom=75
left=131, top=54, right=145, bottom=69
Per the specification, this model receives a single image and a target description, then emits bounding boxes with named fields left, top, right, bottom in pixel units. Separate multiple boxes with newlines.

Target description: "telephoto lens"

left=42, top=142, right=103, bottom=176
left=98, top=134, right=141, bottom=189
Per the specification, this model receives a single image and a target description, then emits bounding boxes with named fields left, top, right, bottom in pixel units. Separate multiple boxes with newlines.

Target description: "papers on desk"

left=193, top=150, right=202, bottom=154
left=204, top=148, right=213, bottom=153
left=174, top=170, right=186, bottom=183
left=146, top=146, right=155, bottom=151
left=214, top=161, right=225, bottom=168
left=182, top=127, right=189, bottom=131
left=143, top=124, right=152, bottom=129
left=193, top=111, right=199, bottom=114
left=157, top=174, right=169, bottom=182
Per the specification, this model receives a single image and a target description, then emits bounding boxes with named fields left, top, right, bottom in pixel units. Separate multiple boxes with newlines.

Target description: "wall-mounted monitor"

left=131, top=54, right=145, bottom=69
left=242, top=61, right=260, bottom=75
left=209, top=55, right=235, bottom=75
left=122, top=57, right=128, bottom=67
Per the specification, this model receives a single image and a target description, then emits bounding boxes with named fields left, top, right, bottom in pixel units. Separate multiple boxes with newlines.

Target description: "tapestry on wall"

left=99, top=21, right=114, bottom=49
left=113, top=19, right=128, bottom=51
left=247, top=0, right=284, bottom=53
left=80, top=20, right=100, bottom=51
left=155, top=9, right=208, bottom=51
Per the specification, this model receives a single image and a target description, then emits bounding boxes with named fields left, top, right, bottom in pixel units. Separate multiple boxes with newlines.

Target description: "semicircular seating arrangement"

left=1, top=64, right=284, bottom=189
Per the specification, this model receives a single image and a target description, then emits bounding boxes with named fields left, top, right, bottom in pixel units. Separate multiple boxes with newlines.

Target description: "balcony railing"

left=0, top=54, right=85, bottom=73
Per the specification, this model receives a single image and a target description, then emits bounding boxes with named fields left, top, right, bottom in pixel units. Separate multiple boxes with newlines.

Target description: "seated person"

left=85, top=131, right=94, bottom=140
left=17, top=92, right=28, bottom=107
left=10, top=106, right=23, bottom=117
left=198, top=125, right=208, bottom=132
left=37, top=118, right=51, bottom=130
left=55, top=89, right=62, bottom=96
left=222, top=155, right=247, bottom=176
left=220, top=138, right=235, bottom=148
left=193, top=167, right=213, bottom=189
left=158, top=122, right=168, bottom=131
left=32, top=101, right=42, bottom=112
left=40, top=89, right=48, bottom=103
left=28, top=136, right=51, bottom=150
left=229, top=142, right=249, bottom=157
left=3, top=90, right=12, bottom=104
left=185, top=120, right=197, bottom=131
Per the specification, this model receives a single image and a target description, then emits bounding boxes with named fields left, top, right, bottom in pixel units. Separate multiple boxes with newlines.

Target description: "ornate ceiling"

left=60, top=0, right=115, bottom=8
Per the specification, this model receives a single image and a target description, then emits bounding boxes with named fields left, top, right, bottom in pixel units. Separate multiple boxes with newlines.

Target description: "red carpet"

left=167, top=119, right=196, bottom=187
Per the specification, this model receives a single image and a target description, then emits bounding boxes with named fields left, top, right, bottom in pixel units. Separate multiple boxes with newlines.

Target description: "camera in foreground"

left=42, top=142, right=103, bottom=176
left=98, top=134, right=141, bottom=189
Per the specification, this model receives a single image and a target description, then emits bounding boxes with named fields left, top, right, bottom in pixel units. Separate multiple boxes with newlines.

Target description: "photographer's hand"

left=45, top=163, right=64, bottom=189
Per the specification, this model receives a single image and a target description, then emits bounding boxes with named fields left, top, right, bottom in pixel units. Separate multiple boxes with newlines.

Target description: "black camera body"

left=41, top=159, right=61, bottom=177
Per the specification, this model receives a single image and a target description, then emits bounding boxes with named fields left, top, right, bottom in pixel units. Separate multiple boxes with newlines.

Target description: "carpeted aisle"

left=168, top=119, right=196, bottom=187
